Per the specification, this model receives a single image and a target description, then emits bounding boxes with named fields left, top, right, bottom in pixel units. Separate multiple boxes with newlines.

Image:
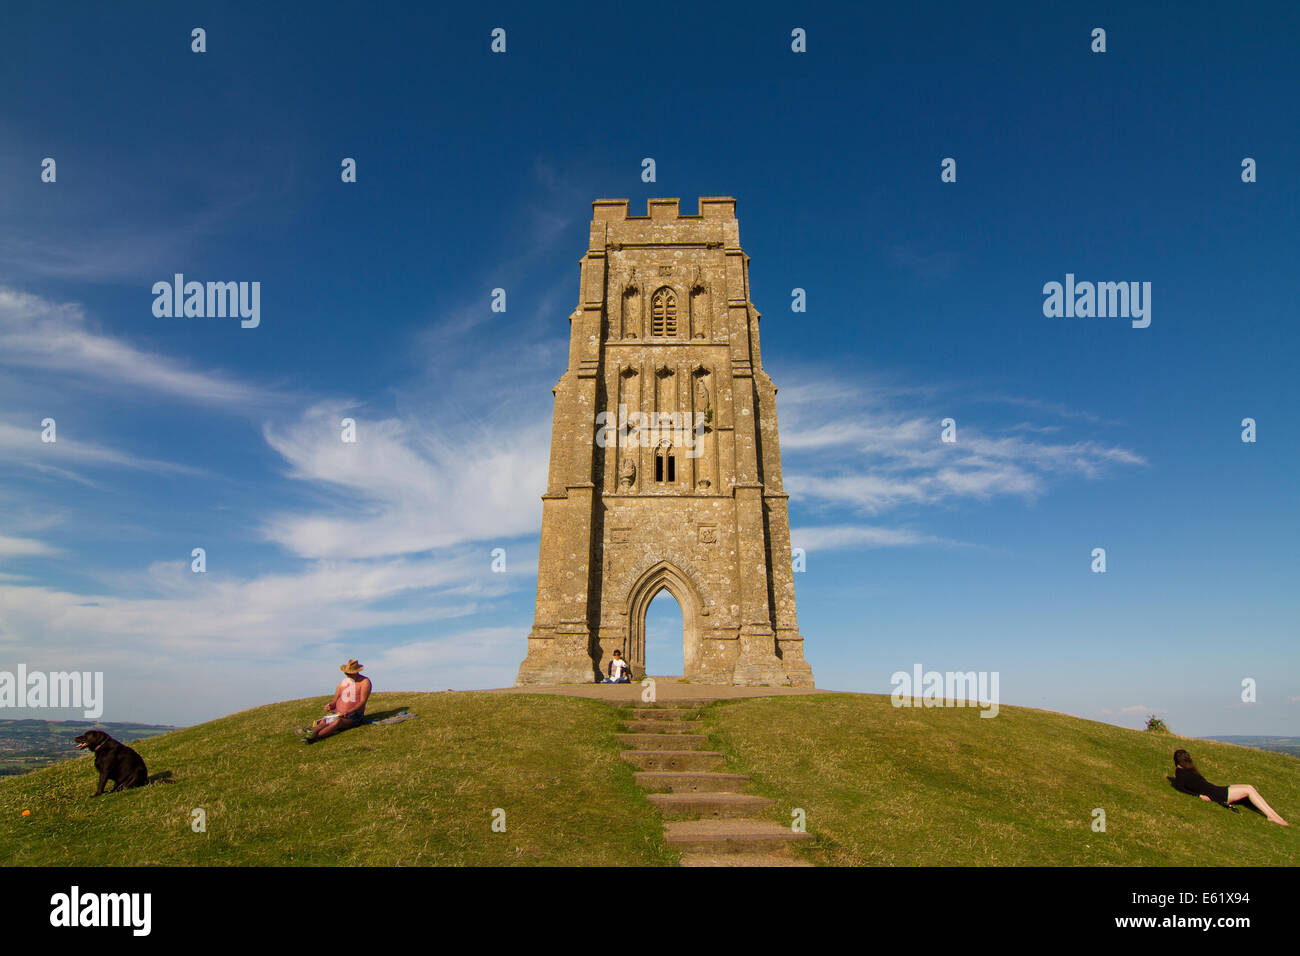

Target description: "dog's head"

left=73, top=730, right=112, bottom=751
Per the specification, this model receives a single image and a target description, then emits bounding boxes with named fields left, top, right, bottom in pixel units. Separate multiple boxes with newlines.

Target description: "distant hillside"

left=0, top=693, right=1294, bottom=866
left=0, top=719, right=178, bottom=778
left=1204, top=736, right=1300, bottom=759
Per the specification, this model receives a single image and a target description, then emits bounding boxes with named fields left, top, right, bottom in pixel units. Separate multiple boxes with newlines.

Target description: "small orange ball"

left=22, top=810, right=30, bottom=816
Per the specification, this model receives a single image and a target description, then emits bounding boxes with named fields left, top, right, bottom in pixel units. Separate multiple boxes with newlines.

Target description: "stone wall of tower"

left=517, top=197, right=813, bottom=687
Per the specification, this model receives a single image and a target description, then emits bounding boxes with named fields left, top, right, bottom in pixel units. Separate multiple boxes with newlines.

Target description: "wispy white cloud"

left=0, top=232, right=192, bottom=284
left=0, top=535, right=60, bottom=558
left=0, top=552, right=512, bottom=659
left=791, top=524, right=970, bottom=552
left=778, top=372, right=1145, bottom=516
left=975, top=393, right=1109, bottom=426
left=0, top=177, right=266, bottom=285
left=787, top=473, right=933, bottom=513
left=0, top=286, right=278, bottom=409
left=363, top=626, right=522, bottom=690
left=0, top=420, right=206, bottom=479
left=260, top=401, right=551, bottom=559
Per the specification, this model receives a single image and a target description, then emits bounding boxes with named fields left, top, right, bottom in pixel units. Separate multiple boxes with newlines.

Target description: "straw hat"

left=340, top=659, right=364, bottom=674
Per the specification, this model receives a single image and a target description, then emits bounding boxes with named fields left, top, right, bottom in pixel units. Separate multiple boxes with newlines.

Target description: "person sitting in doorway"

left=1172, top=748, right=1289, bottom=825
left=299, top=659, right=372, bottom=743
left=602, top=650, right=631, bottom=684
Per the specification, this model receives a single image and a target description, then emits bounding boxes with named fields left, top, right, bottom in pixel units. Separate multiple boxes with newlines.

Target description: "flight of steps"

left=616, top=700, right=813, bottom=867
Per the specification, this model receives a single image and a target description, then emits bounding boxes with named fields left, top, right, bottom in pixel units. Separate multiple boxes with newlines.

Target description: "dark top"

left=1175, top=766, right=1229, bottom=805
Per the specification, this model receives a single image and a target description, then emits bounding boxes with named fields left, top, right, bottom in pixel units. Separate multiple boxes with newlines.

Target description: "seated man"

left=300, top=659, right=372, bottom=743
left=601, top=650, right=631, bottom=684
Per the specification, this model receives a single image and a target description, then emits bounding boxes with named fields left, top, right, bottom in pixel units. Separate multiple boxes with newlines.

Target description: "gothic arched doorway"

left=626, top=561, right=704, bottom=678
left=645, top=591, right=685, bottom=675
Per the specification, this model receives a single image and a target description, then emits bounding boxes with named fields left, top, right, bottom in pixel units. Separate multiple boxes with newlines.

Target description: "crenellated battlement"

left=592, top=197, right=737, bottom=223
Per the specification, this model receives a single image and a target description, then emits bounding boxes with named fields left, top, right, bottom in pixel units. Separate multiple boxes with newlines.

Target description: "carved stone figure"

left=696, top=376, right=712, bottom=418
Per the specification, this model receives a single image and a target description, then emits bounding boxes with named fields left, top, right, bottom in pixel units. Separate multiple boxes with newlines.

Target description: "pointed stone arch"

left=651, top=286, right=678, bottom=337
left=625, top=559, right=707, bottom=678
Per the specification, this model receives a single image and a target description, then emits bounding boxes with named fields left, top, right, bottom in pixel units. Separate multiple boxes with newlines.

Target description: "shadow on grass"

left=363, top=707, right=413, bottom=723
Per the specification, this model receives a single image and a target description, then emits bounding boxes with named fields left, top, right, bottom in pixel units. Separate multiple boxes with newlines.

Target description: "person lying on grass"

left=1173, top=748, right=1289, bottom=826
left=298, top=659, right=371, bottom=744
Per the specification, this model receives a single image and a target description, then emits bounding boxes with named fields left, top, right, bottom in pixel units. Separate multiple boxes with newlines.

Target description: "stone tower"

left=515, top=197, right=814, bottom=687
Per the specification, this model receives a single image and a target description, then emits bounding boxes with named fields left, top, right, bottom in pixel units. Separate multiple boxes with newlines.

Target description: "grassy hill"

left=0, top=691, right=1294, bottom=866
left=705, top=695, right=1298, bottom=866
left=0, top=692, right=674, bottom=866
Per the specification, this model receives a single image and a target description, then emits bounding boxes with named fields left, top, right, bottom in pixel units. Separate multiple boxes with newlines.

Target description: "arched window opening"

left=655, top=444, right=676, bottom=483
left=651, top=287, right=677, bottom=336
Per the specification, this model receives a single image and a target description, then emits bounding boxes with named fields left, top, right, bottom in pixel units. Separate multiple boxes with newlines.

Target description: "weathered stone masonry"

left=516, top=197, right=814, bottom=687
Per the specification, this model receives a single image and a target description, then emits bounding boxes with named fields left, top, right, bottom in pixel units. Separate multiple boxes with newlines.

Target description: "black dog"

left=74, top=730, right=149, bottom=796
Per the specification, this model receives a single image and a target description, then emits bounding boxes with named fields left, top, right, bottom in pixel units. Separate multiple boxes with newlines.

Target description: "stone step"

left=614, top=733, right=708, bottom=751
left=647, top=792, right=776, bottom=819
left=621, top=720, right=700, bottom=734
left=636, top=699, right=719, bottom=709
left=621, top=750, right=725, bottom=772
left=629, top=708, right=695, bottom=720
left=634, top=771, right=751, bottom=793
left=664, top=818, right=815, bottom=854
left=679, top=852, right=815, bottom=868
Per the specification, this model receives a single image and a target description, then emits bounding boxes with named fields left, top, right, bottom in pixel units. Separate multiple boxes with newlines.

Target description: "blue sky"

left=0, top=2, right=1296, bottom=733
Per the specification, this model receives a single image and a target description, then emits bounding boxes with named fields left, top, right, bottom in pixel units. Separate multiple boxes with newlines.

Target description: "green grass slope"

left=2, top=691, right=1294, bottom=866
left=703, top=694, right=1299, bottom=866
left=0, top=692, right=675, bottom=867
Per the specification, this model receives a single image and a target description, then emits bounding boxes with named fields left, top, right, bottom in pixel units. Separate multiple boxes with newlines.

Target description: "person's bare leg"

left=303, top=716, right=334, bottom=740
left=1228, top=784, right=1289, bottom=825
left=313, top=716, right=356, bottom=740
